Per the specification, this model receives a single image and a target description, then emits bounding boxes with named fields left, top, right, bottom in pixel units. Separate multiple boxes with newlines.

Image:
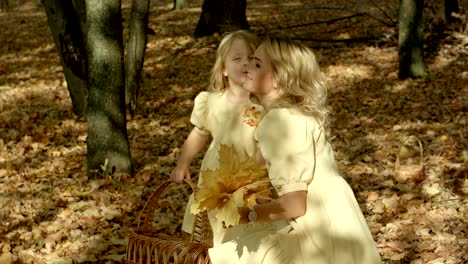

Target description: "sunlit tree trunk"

left=173, top=0, right=189, bottom=10
left=85, top=0, right=132, bottom=177
left=125, top=0, right=149, bottom=115
left=41, top=0, right=88, bottom=117
left=398, top=0, right=428, bottom=79
left=194, top=0, right=249, bottom=38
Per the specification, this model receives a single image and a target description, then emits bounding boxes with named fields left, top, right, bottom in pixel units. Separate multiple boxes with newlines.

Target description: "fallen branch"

left=368, top=0, right=397, bottom=26
left=292, top=36, right=380, bottom=43
left=431, top=197, right=468, bottom=205
left=274, top=14, right=363, bottom=30
left=362, top=12, right=396, bottom=27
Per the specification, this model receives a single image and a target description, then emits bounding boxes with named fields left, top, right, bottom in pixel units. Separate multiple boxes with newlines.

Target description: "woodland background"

left=0, top=0, right=467, bottom=263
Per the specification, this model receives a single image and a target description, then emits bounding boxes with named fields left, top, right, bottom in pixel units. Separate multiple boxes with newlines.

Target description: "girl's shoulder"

left=194, top=91, right=226, bottom=104
left=195, top=90, right=226, bottom=102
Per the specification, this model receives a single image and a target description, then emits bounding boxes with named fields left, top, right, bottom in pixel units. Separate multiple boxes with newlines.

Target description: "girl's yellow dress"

left=182, top=91, right=269, bottom=244
left=208, top=108, right=382, bottom=264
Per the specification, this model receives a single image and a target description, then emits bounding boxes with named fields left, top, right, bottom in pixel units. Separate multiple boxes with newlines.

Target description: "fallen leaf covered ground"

left=0, top=0, right=467, bottom=263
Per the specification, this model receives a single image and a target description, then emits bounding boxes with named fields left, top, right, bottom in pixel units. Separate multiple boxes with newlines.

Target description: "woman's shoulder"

left=256, top=108, right=316, bottom=154
left=259, top=108, right=298, bottom=131
left=261, top=107, right=320, bottom=132
left=264, top=107, right=305, bottom=122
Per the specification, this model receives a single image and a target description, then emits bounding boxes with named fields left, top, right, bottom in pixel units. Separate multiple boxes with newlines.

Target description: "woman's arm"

left=238, top=190, right=307, bottom=224
left=170, top=128, right=209, bottom=183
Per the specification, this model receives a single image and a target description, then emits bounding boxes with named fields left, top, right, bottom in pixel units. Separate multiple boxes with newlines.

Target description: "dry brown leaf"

left=0, top=1, right=466, bottom=262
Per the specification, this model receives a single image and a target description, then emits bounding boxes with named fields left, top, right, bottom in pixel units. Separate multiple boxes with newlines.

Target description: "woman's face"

left=244, top=44, right=277, bottom=98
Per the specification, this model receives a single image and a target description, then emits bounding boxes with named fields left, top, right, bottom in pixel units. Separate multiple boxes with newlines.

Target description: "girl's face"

left=223, top=39, right=252, bottom=88
left=244, top=44, right=278, bottom=98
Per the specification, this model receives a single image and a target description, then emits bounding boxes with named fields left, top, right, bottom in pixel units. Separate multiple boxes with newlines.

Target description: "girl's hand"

left=256, top=197, right=272, bottom=204
left=170, top=165, right=190, bottom=183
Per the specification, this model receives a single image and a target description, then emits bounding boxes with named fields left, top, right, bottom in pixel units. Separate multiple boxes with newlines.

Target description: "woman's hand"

left=238, top=207, right=250, bottom=225
left=236, top=191, right=307, bottom=224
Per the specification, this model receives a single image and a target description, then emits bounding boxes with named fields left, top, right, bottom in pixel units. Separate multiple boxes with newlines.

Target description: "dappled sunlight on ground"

left=0, top=0, right=466, bottom=263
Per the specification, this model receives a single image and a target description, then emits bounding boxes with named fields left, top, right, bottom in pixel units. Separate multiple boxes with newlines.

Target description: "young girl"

left=208, top=36, right=382, bottom=263
left=170, top=30, right=265, bottom=242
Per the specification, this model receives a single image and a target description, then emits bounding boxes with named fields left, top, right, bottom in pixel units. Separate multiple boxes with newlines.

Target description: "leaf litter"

left=0, top=0, right=467, bottom=263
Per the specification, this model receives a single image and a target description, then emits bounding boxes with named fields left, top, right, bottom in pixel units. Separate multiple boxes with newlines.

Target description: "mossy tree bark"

left=398, top=0, right=428, bottom=80
left=85, top=0, right=132, bottom=177
left=125, top=0, right=150, bottom=115
left=41, top=0, right=88, bottom=117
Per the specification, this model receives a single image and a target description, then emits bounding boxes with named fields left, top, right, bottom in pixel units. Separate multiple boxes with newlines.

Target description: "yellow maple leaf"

left=191, top=144, right=272, bottom=226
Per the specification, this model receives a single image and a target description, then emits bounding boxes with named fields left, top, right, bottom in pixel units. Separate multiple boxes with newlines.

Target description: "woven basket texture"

left=124, top=180, right=212, bottom=264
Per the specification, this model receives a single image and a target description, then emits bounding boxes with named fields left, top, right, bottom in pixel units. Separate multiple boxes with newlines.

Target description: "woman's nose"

left=246, top=61, right=254, bottom=71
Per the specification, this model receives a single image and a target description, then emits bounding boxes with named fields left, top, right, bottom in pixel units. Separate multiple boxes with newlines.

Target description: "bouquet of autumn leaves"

left=190, top=144, right=273, bottom=227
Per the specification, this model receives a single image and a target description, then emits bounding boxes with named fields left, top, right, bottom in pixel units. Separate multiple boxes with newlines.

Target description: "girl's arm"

left=170, top=128, right=209, bottom=183
left=238, top=190, right=307, bottom=224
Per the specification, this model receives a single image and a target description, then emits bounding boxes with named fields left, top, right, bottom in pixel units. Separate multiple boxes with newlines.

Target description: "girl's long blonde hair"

left=208, top=30, right=260, bottom=92
left=261, top=36, right=330, bottom=129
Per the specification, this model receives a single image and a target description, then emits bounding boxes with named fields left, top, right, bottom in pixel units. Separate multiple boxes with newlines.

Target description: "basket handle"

left=137, top=179, right=196, bottom=233
left=395, top=136, right=424, bottom=170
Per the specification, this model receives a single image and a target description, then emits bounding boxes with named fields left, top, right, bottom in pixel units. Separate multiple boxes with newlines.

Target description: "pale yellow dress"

left=181, top=91, right=266, bottom=243
left=208, top=108, right=382, bottom=264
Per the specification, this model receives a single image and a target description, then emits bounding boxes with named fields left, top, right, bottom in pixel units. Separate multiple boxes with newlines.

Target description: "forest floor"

left=0, top=0, right=467, bottom=263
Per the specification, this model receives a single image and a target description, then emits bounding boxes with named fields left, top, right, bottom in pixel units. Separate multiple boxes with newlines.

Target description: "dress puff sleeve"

left=190, top=92, right=210, bottom=136
left=255, top=108, right=317, bottom=196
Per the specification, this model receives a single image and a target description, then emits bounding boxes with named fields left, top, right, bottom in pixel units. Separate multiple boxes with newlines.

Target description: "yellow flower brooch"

left=243, top=107, right=261, bottom=127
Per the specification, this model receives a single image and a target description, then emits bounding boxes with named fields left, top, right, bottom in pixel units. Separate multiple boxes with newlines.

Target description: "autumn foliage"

left=0, top=0, right=466, bottom=263
left=191, top=144, right=272, bottom=227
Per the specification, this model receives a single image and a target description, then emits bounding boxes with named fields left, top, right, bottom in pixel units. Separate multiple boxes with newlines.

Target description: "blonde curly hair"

left=208, top=30, right=260, bottom=92
left=261, top=36, right=330, bottom=129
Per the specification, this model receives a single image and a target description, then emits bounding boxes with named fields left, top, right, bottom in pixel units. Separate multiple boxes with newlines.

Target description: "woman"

left=209, top=36, right=382, bottom=264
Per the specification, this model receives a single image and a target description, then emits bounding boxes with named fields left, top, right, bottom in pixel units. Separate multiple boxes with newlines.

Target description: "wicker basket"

left=394, top=136, right=425, bottom=184
left=124, top=180, right=212, bottom=264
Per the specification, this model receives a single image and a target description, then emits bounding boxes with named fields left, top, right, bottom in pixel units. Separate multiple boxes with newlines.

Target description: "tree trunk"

left=194, top=0, right=249, bottom=38
left=398, top=0, right=427, bottom=80
left=444, top=0, right=459, bottom=23
left=73, top=0, right=87, bottom=40
left=173, top=0, right=189, bottom=10
left=41, top=0, right=88, bottom=117
left=0, top=0, right=10, bottom=11
left=125, top=0, right=149, bottom=115
left=85, top=0, right=132, bottom=177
